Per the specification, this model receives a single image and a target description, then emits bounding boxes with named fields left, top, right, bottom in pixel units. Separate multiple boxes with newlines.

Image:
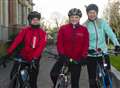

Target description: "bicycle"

left=88, top=49, right=120, bottom=88
left=8, top=57, right=37, bottom=88
left=46, top=50, right=78, bottom=88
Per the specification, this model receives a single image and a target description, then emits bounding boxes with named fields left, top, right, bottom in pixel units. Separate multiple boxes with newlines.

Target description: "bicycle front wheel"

left=8, top=77, right=21, bottom=88
left=96, top=77, right=104, bottom=88
left=104, top=73, right=112, bottom=88
left=55, top=76, right=66, bottom=88
left=96, top=75, right=112, bottom=88
left=55, top=75, right=71, bottom=88
left=22, top=82, right=31, bottom=88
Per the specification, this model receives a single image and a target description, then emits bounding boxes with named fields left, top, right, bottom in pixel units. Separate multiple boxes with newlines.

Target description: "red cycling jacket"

left=57, top=23, right=89, bottom=61
left=7, top=26, right=47, bottom=61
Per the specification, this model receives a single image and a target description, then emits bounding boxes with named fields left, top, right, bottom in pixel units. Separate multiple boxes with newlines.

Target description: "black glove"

left=88, top=49, right=96, bottom=54
left=79, top=59, right=87, bottom=66
left=114, top=46, right=120, bottom=52
left=59, top=54, right=69, bottom=63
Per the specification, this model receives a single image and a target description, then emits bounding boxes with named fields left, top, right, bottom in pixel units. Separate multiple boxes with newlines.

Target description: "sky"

left=33, top=0, right=108, bottom=24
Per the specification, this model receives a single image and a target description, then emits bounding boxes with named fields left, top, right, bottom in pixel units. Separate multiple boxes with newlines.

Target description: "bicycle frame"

left=88, top=48, right=120, bottom=88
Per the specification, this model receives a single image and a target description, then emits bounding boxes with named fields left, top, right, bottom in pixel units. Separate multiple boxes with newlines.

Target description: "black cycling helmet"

left=86, top=4, right=98, bottom=14
left=68, top=8, right=82, bottom=17
left=28, top=11, right=41, bottom=22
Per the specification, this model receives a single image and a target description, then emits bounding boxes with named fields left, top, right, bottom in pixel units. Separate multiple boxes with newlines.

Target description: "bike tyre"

left=22, top=82, right=31, bottom=88
left=96, top=77, right=104, bottom=88
left=55, top=77, right=66, bottom=88
left=8, top=77, right=20, bottom=88
left=104, top=73, right=112, bottom=88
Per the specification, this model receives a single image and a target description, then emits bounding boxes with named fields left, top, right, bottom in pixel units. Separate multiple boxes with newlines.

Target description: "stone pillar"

left=2, top=0, right=9, bottom=42
left=8, top=0, right=17, bottom=25
left=0, top=0, right=3, bottom=24
left=0, top=0, right=3, bottom=42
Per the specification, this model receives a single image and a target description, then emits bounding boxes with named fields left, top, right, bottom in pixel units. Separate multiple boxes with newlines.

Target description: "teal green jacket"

left=84, top=18, right=119, bottom=53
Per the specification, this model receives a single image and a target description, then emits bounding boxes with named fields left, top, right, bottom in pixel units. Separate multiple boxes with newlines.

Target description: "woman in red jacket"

left=50, top=8, right=89, bottom=88
left=7, top=11, right=47, bottom=88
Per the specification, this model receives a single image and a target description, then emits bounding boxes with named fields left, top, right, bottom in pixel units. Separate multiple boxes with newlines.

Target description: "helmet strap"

left=31, top=24, right=40, bottom=29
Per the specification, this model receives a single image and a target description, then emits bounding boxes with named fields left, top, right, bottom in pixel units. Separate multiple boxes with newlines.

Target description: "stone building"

left=0, top=0, right=34, bottom=42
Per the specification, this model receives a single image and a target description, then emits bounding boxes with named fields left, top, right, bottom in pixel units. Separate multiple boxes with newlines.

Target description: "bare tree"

left=104, top=1, right=120, bottom=37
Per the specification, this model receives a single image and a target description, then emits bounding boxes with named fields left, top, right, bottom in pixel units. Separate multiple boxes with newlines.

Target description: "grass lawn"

left=110, top=55, right=120, bottom=71
left=108, top=44, right=120, bottom=71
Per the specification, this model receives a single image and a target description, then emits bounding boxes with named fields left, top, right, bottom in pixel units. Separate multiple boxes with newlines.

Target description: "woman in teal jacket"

left=84, top=4, right=120, bottom=88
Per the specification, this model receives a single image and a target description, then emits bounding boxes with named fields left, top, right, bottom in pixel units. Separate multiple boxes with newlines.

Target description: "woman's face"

left=69, top=15, right=80, bottom=25
left=31, top=18, right=40, bottom=25
left=87, top=10, right=97, bottom=21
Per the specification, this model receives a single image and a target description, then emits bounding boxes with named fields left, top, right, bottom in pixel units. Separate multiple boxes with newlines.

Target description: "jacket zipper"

left=31, top=30, right=41, bottom=49
left=93, top=21, right=98, bottom=50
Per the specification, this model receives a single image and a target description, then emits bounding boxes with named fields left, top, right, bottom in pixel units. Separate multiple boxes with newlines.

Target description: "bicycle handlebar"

left=107, top=50, right=120, bottom=55
left=14, top=57, right=35, bottom=63
left=45, top=50, right=79, bottom=64
left=14, top=58, right=37, bottom=69
left=0, top=55, right=37, bottom=68
left=88, top=49, right=120, bottom=57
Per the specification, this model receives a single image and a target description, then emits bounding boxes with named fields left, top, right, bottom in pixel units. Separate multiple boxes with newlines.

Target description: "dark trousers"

left=10, top=59, right=40, bottom=88
left=87, top=55, right=110, bottom=88
left=50, top=60, right=81, bottom=88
